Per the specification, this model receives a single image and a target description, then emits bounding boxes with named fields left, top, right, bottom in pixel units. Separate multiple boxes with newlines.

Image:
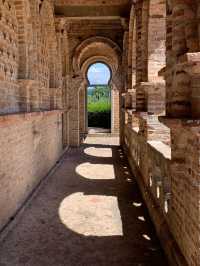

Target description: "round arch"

left=86, top=61, right=112, bottom=86
left=86, top=62, right=112, bottom=130
left=72, top=36, right=123, bottom=136
left=73, top=36, right=122, bottom=77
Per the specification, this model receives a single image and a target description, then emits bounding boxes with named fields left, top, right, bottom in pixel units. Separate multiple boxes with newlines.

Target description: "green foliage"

left=88, top=85, right=111, bottom=113
left=88, top=98, right=111, bottom=113
left=87, top=85, right=111, bottom=128
left=91, top=85, right=110, bottom=101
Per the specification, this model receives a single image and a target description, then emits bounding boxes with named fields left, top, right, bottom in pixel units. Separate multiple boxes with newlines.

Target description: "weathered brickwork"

left=0, top=0, right=63, bottom=114
left=0, top=0, right=64, bottom=233
left=0, top=1, right=199, bottom=265
left=165, top=120, right=200, bottom=266
left=122, top=1, right=200, bottom=265
left=166, top=0, right=200, bottom=118
left=63, top=26, right=123, bottom=145
left=0, top=111, right=63, bottom=231
left=0, top=0, right=19, bottom=113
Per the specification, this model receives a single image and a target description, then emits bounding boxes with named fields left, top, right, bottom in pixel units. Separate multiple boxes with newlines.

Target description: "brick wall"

left=0, top=0, right=19, bottom=114
left=0, top=111, right=63, bottom=231
left=122, top=1, right=200, bottom=265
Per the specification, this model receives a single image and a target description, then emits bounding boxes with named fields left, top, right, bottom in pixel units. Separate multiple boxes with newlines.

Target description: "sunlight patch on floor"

left=76, top=162, right=115, bottom=179
left=84, top=136, right=119, bottom=146
left=59, top=192, right=123, bottom=237
left=84, top=147, right=112, bottom=157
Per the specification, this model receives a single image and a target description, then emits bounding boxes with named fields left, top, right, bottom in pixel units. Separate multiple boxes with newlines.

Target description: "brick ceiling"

left=54, top=0, right=131, bottom=18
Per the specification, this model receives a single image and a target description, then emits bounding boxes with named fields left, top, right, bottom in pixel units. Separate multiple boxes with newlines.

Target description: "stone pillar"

left=68, top=76, right=83, bottom=146
left=18, top=79, right=41, bottom=112
left=136, top=82, right=147, bottom=112
left=121, top=19, right=129, bottom=93
left=135, top=1, right=145, bottom=84
left=136, top=0, right=166, bottom=113
left=126, top=4, right=137, bottom=112
left=159, top=2, right=200, bottom=264
left=79, top=83, right=86, bottom=137
left=198, top=4, right=200, bottom=48
left=111, top=88, right=120, bottom=134
left=147, top=0, right=166, bottom=82
left=166, top=0, right=199, bottom=118
left=60, top=26, right=70, bottom=148
left=54, top=28, right=63, bottom=89
left=132, top=17, right=136, bottom=91
left=135, top=0, right=148, bottom=112
left=184, top=53, right=200, bottom=118
left=134, top=0, right=166, bottom=114
left=128, top=5, right=135, bottom=91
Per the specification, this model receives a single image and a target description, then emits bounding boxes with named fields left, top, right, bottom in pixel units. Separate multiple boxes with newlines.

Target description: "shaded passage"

left=0, top=137, right=167, bottom=266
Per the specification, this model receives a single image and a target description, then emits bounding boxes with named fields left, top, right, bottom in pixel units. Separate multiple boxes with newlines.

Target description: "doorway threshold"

left=87, top=127, right=119, bottom=137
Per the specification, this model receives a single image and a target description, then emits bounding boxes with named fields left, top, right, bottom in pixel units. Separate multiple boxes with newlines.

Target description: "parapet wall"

left=0, top=111, right=63, bottom=231
left=122, top=110, right=200, bottom=266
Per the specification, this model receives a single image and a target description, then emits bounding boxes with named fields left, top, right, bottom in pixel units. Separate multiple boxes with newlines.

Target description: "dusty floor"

left=88, top=127, right=111, bottom=134
left=0, top=137, right=167, bottom=266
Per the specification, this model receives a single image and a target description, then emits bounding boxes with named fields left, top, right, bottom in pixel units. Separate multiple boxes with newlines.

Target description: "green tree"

left=91, top=86, right=110, bottom=101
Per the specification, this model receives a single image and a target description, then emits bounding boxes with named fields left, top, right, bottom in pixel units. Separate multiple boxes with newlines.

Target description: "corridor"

left=0, top=137, right=167, bottom=266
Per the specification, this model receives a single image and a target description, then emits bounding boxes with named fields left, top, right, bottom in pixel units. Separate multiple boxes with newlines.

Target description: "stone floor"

left=88, top=127, right=111, bottom=134
left=0, top=137, right=168, bottom=266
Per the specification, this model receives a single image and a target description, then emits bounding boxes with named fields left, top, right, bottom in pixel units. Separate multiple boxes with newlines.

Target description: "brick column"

left=79, top=83, right=86, bottom=136
left=68, top=76, right=84, bottom=146
left=147, top=0, right=166, bottom=82
left=111, top=88, right=120, bottom=134
left=122, top=21, right=129, bottom=93
left=136, top=0, right=166, bottom=113
left=60, top=27, right=70, bottom=148
left=159, top=2, right=200, bottom=264
left=166, top=0, right=199, bottom=118
left=127, top=5, right=135, bottom=91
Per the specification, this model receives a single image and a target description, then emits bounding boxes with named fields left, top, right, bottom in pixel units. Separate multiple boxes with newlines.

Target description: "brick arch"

left=73, top=36, right=122, bottom=76
left=72, top=36, right=123, bottom=138
left=81, top=56, right=113, bottom=78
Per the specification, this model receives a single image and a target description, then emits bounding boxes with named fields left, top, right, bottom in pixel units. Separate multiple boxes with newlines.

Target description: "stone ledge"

left=132, top=126, right=139, bottom=133
left=148, top=140, right=171, bottom=160
left=123, top=144, right=188, bottom=266
left=159, top=116, right=200, bottom=128
left=0, top=110, right=63, bottom=126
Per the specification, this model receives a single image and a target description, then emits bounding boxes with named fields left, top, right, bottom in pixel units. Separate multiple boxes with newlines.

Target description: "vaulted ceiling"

left=54, top=0, right=131, bottom=18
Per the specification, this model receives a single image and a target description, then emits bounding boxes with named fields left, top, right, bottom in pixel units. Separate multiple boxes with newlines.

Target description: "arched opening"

left=86, top=62, right=112, bottom=133
left=71, top=36, right=122, bottom=144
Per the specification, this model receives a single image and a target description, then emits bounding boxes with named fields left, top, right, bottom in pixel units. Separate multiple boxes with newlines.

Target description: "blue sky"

left=87, top=63, right=111, bottom=85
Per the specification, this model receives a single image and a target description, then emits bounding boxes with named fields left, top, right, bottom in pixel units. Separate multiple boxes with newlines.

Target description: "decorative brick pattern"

left=0, top=0, right=19, bottom=113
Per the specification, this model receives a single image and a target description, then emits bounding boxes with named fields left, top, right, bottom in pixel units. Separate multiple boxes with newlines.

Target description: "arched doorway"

left=70, top=36, right=122, bottom=145
left=86, top=62, right=112, bottom=133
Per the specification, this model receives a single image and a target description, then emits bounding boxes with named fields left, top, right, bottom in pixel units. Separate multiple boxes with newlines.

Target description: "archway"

left=68, top=36, right=123, bottom=145
left=86, top=62, right=112, bottom=133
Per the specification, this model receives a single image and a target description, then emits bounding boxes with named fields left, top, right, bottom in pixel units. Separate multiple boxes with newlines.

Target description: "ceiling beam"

left=55, top=16, right=122, bottom=21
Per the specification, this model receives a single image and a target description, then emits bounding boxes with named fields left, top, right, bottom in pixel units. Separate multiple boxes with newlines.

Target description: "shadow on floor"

left=0, top=138, right=168, bottom=266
